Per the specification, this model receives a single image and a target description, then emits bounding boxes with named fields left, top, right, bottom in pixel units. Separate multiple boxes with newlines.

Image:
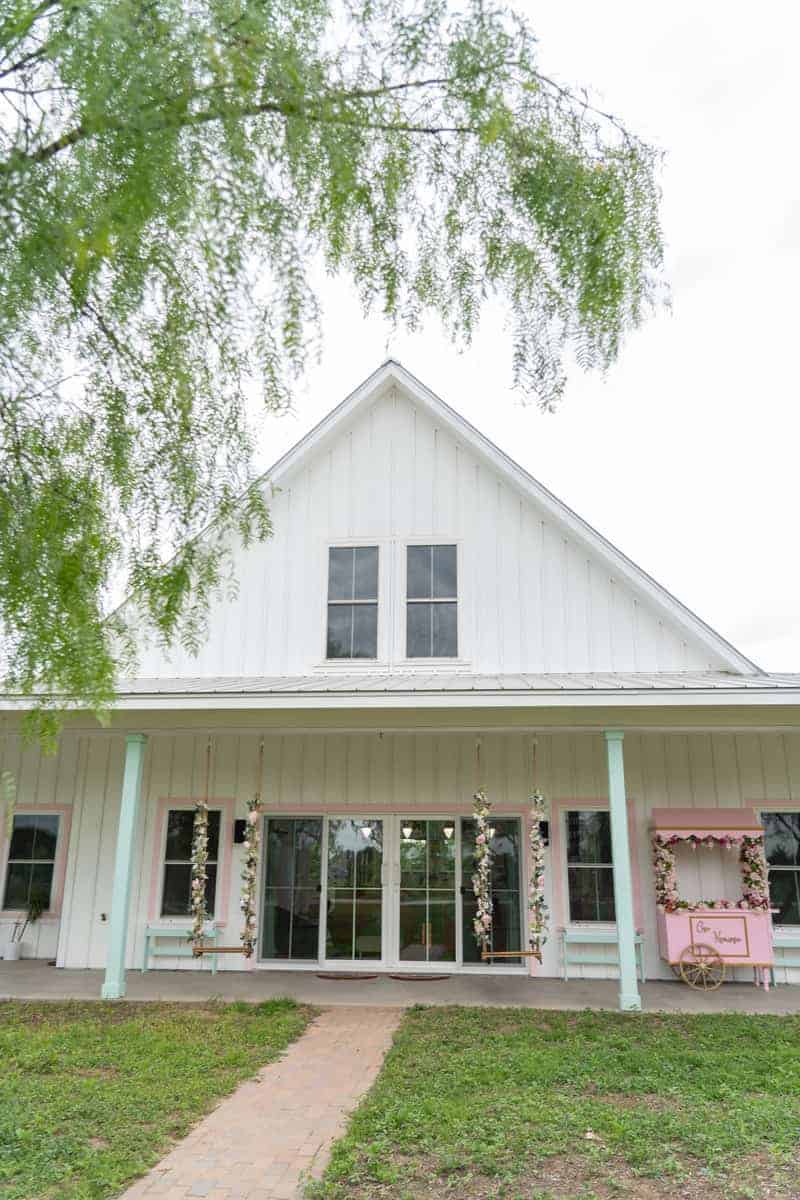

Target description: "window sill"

left=1, top=910, right=59, bottom=921
left=314, top=660, right=390, bottom=671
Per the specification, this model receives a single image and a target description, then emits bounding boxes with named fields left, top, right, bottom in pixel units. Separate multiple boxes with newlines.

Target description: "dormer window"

left=327, top=546, right=378, bottom=659
left=406, top=544, right=458, bottom=658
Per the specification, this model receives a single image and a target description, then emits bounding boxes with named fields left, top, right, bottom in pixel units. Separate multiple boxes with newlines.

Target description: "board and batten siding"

left=132, top=387, right=730, bottom=679
left=5, top=727, right=799, bottom=982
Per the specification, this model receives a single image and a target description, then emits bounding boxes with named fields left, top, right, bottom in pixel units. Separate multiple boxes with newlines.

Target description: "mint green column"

left=604, top=730, right=641, bottom=1012
left=102, top=734, right=147, bottom=1000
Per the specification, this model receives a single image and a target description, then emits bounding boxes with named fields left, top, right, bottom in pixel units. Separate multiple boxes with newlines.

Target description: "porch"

left=4, top=960, right=800, bottom=1014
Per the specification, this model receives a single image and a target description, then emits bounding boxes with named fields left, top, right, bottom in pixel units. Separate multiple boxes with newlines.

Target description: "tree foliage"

left=0, top=0, right=663, bottom=737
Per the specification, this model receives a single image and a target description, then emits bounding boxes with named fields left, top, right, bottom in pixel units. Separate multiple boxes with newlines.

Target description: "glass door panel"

left=460, top=818, right=523, bottom=964
left=261, top=818, right=322, bottom=959
left=398, top=818, right=456, bottom=963
left=326, top=818, right=383, bottom=960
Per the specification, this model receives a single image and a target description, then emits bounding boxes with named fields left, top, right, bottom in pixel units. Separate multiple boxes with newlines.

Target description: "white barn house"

left=2, top=360, right=800, bottom=1010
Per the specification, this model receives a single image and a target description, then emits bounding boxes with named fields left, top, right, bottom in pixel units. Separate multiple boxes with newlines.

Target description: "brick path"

left=120, top=1006, right=401, bottom=1200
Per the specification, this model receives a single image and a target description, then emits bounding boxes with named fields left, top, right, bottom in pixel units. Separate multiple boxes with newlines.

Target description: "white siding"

left=133, top=388, right=730, bottom=679
left=21, top=727, right=800, bottom=983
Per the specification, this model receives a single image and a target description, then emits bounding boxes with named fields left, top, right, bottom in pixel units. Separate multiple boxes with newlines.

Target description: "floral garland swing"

left=472, top=738, right=549, bottom=963
left=191, top=739, right=263, bottom=960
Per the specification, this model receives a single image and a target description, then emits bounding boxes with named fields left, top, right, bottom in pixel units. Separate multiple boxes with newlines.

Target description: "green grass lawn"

left=0, top=998, right=312, bottom=1200
left=311, top=1006, right=800, bottom=1200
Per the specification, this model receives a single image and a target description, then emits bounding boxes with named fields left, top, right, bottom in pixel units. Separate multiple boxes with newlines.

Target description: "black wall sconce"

left=538, top=820, right=550, bottom=847
left=233, top=819, right=247, bottom=844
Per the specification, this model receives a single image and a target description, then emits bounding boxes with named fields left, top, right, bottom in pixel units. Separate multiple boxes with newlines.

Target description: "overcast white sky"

left=255, top=2, right=800, bottom=672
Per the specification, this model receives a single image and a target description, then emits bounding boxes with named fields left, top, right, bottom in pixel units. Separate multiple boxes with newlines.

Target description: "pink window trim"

left=0, top=804, right=73, bottom=920
left=549, top=797, right=643, bottom=933
left=148, top=797, right=236, bottom=927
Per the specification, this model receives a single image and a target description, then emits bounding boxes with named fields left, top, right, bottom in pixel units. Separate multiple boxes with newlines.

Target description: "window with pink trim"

left=3, top=813, right=60, bottom=911
left=161, top=809, right=221, bottom=917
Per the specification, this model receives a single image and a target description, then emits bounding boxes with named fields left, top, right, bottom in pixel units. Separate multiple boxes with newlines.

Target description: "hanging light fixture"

left=360, top=824, right=373, bottom=840
left=443, top=824, right=455, bottom=840
left=488, top=826, right=496, bottom=840
left=402, top=824, right=414, bottom=840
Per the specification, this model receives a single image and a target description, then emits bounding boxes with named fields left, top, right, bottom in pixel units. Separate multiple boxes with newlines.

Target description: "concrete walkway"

left=3, top=961, right=800, bottom=1013
left=120, top=1006, right=400, bottom=1200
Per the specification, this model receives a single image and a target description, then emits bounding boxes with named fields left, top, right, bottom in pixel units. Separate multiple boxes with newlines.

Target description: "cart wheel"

left=679, top=942, right=726, bottom=991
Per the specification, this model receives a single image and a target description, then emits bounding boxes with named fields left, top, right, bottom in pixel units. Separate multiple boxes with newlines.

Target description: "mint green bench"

left=141, top=925, right=218, bottom=974
left=560, top=926, right=646, bottom=983
left=770, top=934, right=800, bottom=985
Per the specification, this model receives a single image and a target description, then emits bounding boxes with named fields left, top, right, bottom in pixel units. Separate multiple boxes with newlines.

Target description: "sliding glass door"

left=460, top=817, right=524, bottom=965
left=324, top=818, right=384, bottom=961
left=398, top=818, right=457, bottom=963
left=261, top=817, right=323, bottom=960
left=259, top=813, right=524, bottom=970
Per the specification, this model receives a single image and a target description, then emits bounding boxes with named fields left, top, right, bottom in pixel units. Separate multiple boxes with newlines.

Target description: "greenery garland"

left=240, top=795, right=260, bottom=958
left=528, top=790, right=549, bottom=962
left=190, top=800, right=210, bottom=947
left=471, top=789, right=493, bottom=952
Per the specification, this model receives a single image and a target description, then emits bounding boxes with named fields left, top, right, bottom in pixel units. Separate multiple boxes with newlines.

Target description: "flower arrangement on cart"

left=651, top=808, right=773, bottom=991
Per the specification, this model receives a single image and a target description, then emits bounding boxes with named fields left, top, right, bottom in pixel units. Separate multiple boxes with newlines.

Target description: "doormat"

left=388, top=973, right=451, bottom=982
left=316, top=972, right=379, bottom=981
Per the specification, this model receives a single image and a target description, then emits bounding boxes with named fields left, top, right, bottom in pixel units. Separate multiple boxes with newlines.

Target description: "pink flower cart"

left=651, top=808, right=774, bottom=991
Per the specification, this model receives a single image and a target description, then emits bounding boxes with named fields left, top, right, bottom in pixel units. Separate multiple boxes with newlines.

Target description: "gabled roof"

left=258, top=359, right=759, bottom=676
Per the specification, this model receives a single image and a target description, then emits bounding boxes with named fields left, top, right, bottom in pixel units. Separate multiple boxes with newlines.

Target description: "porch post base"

left=101, top=979, right=126, bottom=1001
left=618, top=990, right=642, bottom=1012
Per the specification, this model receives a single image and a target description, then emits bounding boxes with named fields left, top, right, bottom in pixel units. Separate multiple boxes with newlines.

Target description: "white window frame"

left=563, top=806, right=616, bottom=926
left=320, top=540, right=385, bottom=666
left=159, top=805, right=223, bottom=921
left=402, top=540, right=463, bottom=663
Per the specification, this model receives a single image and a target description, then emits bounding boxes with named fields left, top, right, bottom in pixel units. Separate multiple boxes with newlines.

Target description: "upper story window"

left=406, top=544, right=457, bottom=658
left=566, top=810, right=615, bottom=922
left=161, top=808, right=220, bottom=917
left=763, top=811, right=800, bottom=925
left=327, top=546, right=378, bottom=659
left=3, top=813, right=59, bottom=911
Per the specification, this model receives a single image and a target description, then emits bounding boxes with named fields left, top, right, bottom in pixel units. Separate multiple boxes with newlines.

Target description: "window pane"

left=568, top=866, right=616, bottom=922
left=432, top=545, right=457, bottom=598
left=769, top=870, right=800, bottom=925
left=567, top=811, right=613, bottom=864
left=325, top=892, right=354, bottom=959
left=354, top=888, right=382, bottom=959
left=353, top=546, right=378, bottom=600
left=3, top=861, right=31, bottom=909
left=161, top=863, right=192, bottom=915
left=407, top=545, right=432, bottom=599
left=31, top=816, right=59, bottom=861
left=328, top=547, right=354, bottom=601
left=165, top=811, right=194, bottom=861
left=165, top=809, right=220, bottom=863
left=206, top=812, right=221, bottom=861
left=290, top=888, right=321, bottom=959
left=432, top=602, right=457, bottom=657
left=205, top=863, right=218, bottom=912
left=352, top=604, right=378, bottom=658
left=763, top=812, right=800, bottom=866
left=407, top=602, right=431, bottom=657
left=8, top=815, right=36, bottom=860
left=327, top=604, right=352, bottom=658
left=30, top=862, right=55, bottom=908
left=262, top=886, right=292, bottom=957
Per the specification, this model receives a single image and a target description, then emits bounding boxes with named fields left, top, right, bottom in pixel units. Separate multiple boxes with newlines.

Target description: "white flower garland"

left=528, top=789, right=549, bottom=961
left=471, top=789, right=493, bottom=951
left=239, top=795, right=260, bottom=958
left=190, top=800, right=209, bottom=947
